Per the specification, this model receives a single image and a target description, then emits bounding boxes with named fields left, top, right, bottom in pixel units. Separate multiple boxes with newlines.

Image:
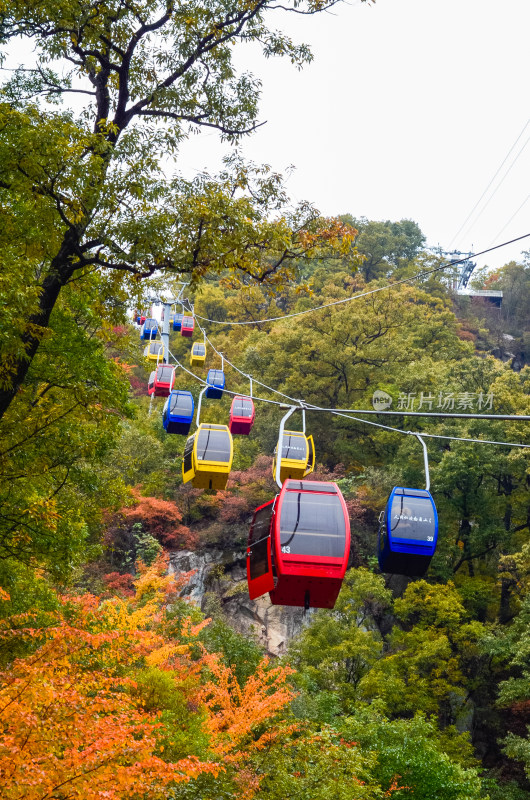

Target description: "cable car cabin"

left=163, top=390, right=194, bottom=435
left=247, top=479, right=350, bottom=609
left=190, top=343, right=206, bottom=367
left=272, top=430, right=315, bottom=483
left=182, top=424, right=233, bottom=490
left=172, top=313, right=183, bottom=331
left=181, top=316, right=195, bottom=337
left=140, top=318, right=158, bottom=340
left=147, top=370, right=156, bottom=396
left=144, top=341, right=164, bottom=362
left=205, top=369, right=225, bottom=399
left=229, top=395, right=255, bottom=435
left=378, top=487, right=438, bottom=577
left=153, top=364, right=175, bottom=397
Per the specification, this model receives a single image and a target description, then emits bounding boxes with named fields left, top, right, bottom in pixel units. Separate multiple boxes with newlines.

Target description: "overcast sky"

left=179, top=0, right=530, bottom=272
left=5, top=0, right=530, bottom=272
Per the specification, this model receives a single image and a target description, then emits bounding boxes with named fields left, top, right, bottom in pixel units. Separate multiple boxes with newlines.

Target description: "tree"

left=0, top=280, right=132, bottom=577
left=0, top=556, right=222, bottom=799
left=0, top=0, right=367, bottom=421
left=288, top=569, right=392, bottom=716
left=340, top=217, right=426, bottom=281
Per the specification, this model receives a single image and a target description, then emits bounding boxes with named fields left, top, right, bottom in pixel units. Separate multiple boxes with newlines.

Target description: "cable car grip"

left=195, top=386, right=208, bottom=428
left=275, top=406, right=297, bottom=489
left=407, top=431, right=430, bottom=492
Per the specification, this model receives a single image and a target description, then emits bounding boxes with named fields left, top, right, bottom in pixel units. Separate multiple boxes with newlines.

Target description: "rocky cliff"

left=169, top=550, right=308, bottom=656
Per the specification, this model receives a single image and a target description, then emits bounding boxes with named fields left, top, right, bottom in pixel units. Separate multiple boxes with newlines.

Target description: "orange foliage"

left=200, top=654, right=295, bottom=758
left=0, top=556, right=219, bottom=799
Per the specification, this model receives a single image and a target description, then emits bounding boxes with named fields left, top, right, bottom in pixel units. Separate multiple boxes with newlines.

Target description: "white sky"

left=179, top=0, right=530, bottom=271
left=5, top=0, right=530, bottom=272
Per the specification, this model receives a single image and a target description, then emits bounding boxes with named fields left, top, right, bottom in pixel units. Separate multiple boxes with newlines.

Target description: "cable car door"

left=247, top=500, right=275, bottom=600
left=182, top=433, right=196, bottom=484
left=304, top=435, right=315, bottom=476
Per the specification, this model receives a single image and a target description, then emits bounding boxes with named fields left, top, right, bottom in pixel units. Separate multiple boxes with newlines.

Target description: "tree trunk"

left=0, top=230, right=79, bottom=421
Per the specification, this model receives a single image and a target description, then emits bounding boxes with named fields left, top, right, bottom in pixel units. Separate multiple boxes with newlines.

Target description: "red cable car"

left=229, top=395, right=255, bottom=435
left=153, top=364, right=175, bottom=397
left=247, top=479, right=350, bottom=610
left=181, top=316, right=195, bottom=337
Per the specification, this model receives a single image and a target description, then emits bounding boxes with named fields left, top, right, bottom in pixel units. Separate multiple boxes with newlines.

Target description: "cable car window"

left=196, top=428, right=231, bottom=462
left=389, top=495, right=436, bottom=542
left=148, top=371, right=155, bottom=389
left=182, top=316, right=194, bottom=326
left=279, top=492, right=346, bottom=557
left=281, top=433, right=307, bottom=461
left=233, top=398, right=253, bottom=417
left=249, top=503, right=273, bottom=580
left=183, top=435, right=195, bottom=473
left=157, top=366, right=173, bottom=381
left=249, top=502, right=273, bottom=546
left=193, top=344, right=205, bottom=355
left=149, top=342, right=162, bottom=354
left=170, top=393, right=193, bottom=415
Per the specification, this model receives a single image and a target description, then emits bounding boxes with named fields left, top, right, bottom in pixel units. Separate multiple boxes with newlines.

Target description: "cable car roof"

left=169, top=391, right=194, bottom=415
left=285, top=479, right=339, bottom=493
left=207, top=369, right=225, bottom=385
left=231, top=396, right=254, bottom=417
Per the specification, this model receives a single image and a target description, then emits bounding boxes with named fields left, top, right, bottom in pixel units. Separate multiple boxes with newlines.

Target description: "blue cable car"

left=140, top=318, right=158, bottom=340
left=378, top=487, right=438, bottom=577
left=173, top=313, right=183, bottom=331
left=205, top=369, right=225, bottom=399
left=162, top=390, right=195, bottom=435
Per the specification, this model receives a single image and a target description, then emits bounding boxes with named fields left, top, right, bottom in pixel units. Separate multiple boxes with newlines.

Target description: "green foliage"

left=252, top=724, right=383, bottom=800
left=341, top=711, right=486, bottom=800
left=0, top=281, right=132, bottom=578
left=289, top=569, right=391, bottom=714
left=134, top=667, right=210, bottom=761
left=341, top=216, right=426, bottom=281
left=132, top=522, right=162, bottom=567
left=200, top=617, right=263, bottom=687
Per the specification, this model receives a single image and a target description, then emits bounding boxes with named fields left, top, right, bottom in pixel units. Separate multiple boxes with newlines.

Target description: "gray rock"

left=168, top=549, right=308, bottom=655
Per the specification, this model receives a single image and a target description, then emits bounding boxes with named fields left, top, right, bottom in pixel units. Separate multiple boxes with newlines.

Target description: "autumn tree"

left=0, top=556, right=221, bottom=798
left=0, top=0, right=369, bottom=421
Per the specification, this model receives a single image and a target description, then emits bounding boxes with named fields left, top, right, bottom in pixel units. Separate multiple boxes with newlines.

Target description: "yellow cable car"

left=190, top=342, right=207, bottom=367
left=182, top=423, right=234, bottom=490
left=144, top=341, right=164, bottom=362
left=272, top=430, right=315, bottom=483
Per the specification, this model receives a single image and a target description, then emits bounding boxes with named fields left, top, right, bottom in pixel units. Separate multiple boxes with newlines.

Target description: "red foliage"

left=229, top=455, right=276, bottom=491
left=457, top=329, right=476, bottom=342
left=218, top=494, right=253, bottom=525
left=123, top=490, right=197, bottom=549
left=127, top=373, right=147, bottom=397
left=112, top=325, right=130, bottom=338
left=345, top=497, right=367, bottom=523
left=103, top=571, right=135, bottom=597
